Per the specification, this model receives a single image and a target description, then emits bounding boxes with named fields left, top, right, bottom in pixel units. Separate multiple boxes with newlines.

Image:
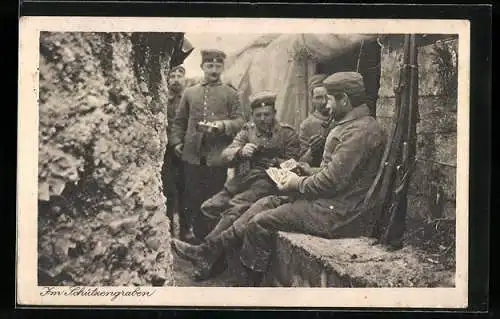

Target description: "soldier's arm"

left=170, top=91, right=189, bottom=147
left=281, top=128, right=301, bottom=162
left=298, top=121, right=311, bottom=156
left=220, top=88, right=245, bottom=137
left=298, top=122, right=314, bottom=164
left=297, top=124, right=370, bottom=197
left=220, top=125, right=250, bottom=165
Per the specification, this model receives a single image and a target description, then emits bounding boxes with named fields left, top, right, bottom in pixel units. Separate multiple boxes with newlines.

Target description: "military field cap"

left=201, top=49, right=227, bottom=64
left=249, top=91, right=277, bottom=109
left=169, top=65, right=186, bottom=74
left=309, top=74, right=328, bottom=90
left=323, top=72, right=365, bottom=95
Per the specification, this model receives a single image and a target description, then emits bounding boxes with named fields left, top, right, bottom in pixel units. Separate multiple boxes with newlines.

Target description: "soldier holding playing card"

left=172, top=91, right=300, bottom=281
left=171, top=72, right=387, bottom=286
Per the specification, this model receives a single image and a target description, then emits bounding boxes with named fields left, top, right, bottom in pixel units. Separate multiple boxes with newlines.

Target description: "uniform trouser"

left=201, top=178, right=277, bottom=242
left=162, top=146, right=185, bottom=235
left=204, top=195, right=290, bottom=258
left=183, top=162, right=228, bottom=240
left=239, top=197, right=349, bottom=273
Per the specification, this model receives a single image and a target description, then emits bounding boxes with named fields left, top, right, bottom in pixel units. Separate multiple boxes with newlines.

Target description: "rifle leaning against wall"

left=362, top=34, right=420, bottom=250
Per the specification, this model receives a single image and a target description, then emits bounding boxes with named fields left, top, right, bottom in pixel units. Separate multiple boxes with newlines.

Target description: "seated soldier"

left=298, top=74, right=334, bottom=167
left=172, top=91, right=301, bottom=279
left=171, top=72, right=387, bottom=285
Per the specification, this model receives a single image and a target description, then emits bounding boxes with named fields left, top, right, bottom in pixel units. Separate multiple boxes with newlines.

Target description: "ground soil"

left=403, top=217, right=456, bottom=272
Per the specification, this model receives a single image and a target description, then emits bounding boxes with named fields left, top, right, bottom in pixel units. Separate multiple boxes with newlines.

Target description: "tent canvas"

left=223, top=34, right=381, bottom=130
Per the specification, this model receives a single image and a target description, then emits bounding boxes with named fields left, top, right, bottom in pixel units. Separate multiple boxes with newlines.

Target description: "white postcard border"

left=17, top=17, right=470, bottom=308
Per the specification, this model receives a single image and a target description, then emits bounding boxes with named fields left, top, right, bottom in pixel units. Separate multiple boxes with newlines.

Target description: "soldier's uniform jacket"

left=166, top=92, right=183, bottom=147
left=296, top=104, right=386, bottom=217
left=221, top=120, right=301, bottom=195
left=298, top=111, right=334, bottom=164
left=170, top=79, right=244, bottom=166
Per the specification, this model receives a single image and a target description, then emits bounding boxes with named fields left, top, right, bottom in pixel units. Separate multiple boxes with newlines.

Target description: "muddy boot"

left=191, top=238, right=226, bottom=282
left=171, top=238, right=207, bottom=265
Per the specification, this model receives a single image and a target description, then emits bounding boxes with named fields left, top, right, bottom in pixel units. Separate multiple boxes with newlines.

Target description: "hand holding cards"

left=266, top=167, right=296, bottom=187
left=197, top=120, right=223, bottom=134
left=266, top=158, right=300, bottom=186
left=279, top=158, right=299, bottom=171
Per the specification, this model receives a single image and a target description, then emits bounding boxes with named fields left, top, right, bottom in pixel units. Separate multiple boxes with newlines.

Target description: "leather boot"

left=191, top=237, right=226, bottom=282
left=171, top=238, right=207, bottom=265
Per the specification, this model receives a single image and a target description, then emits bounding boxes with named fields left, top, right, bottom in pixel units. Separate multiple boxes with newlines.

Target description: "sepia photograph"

left=17, top=17, right=470, bottom=308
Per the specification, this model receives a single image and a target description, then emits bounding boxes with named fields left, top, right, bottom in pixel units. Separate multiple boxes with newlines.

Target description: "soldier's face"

left=311, top=86, right=329, bottom=114
left=252, top=105, right=276, bottom=131
left=201, top=62, right=224, bottom=82
left=331, top=92, right=352, bottom=121
left=168, top=69, right=186, bottom=92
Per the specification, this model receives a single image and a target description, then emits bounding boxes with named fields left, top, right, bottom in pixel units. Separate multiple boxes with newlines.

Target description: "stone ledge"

left=265, top=232, right=455, bottom=288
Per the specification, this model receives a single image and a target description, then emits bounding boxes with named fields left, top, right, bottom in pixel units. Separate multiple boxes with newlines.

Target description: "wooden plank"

left=378, top=39, right=458, bottom=98
left=407, top=194, right=456, bottom=220
left=416, top=132, right=457, bottom=167
left=409, top=159, right=456, bottom=200
left=377, top=96, right=457, bottom=122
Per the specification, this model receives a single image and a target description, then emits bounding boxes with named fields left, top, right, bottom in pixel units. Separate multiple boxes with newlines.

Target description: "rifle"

left=363, top=34, right=419, bottom=250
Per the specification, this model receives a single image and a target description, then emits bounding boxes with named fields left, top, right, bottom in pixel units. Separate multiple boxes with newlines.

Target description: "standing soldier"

left=162, top=65, right=187, bottom=239
left=171, top=92, right=301, bottom=281
left=170, top=49, right=244, bottom=242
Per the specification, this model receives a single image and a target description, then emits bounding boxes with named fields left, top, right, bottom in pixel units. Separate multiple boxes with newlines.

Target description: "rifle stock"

left=379, top=34, right=419, bottom=248
left=363, top=34, right=419, bottom=249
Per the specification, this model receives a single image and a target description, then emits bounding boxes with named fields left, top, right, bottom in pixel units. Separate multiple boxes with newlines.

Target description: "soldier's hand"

left=296, top=162, right=314, bottom=176
left=277, top=171, right=301, bottom=191
left=207, top=121, right=225, bottom=134
left=174, top=144, right=183, bottom=157
left=309, top=134, right=325, bottom=152
left=212, top=121, right=225, bottom=131
left=241, top=143, right=258, bottom=158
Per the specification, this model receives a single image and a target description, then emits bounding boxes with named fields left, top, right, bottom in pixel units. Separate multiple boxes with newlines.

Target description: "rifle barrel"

left=406, top=34, right=419, bottom=158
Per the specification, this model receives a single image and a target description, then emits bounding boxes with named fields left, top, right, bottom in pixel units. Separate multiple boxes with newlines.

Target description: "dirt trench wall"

left=37, top=32, right=183, bottom=286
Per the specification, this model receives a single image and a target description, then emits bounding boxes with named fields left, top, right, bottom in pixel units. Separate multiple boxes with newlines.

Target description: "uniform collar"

left=167, top=93, right=182, bottom=101
left=335, top=104, right=371, bottom=126
left=201, top=78, right=222, bottom=86
left=167, top=89, right=183, bottom=101
left=312, top=110, right=330, bottom=121
left=255, top=120, right=279, bottom=137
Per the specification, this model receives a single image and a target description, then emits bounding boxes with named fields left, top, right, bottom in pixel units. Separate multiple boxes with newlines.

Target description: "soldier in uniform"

left=171, top=91, right=300, bottom=280
left=161, top=65, right=188, bottom=239
left=170, top=49, right=245, bottom=242
left=170, top=72, right=387, bottom=286
left=298, top=74, right=334, bottom=167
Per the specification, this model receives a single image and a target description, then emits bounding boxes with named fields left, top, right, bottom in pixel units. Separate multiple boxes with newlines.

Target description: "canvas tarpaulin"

left=223, top=34, right=381, bottom=130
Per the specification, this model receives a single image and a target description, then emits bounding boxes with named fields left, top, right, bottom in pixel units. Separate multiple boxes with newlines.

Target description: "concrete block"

left=267, top=233, right=455, bottom=288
